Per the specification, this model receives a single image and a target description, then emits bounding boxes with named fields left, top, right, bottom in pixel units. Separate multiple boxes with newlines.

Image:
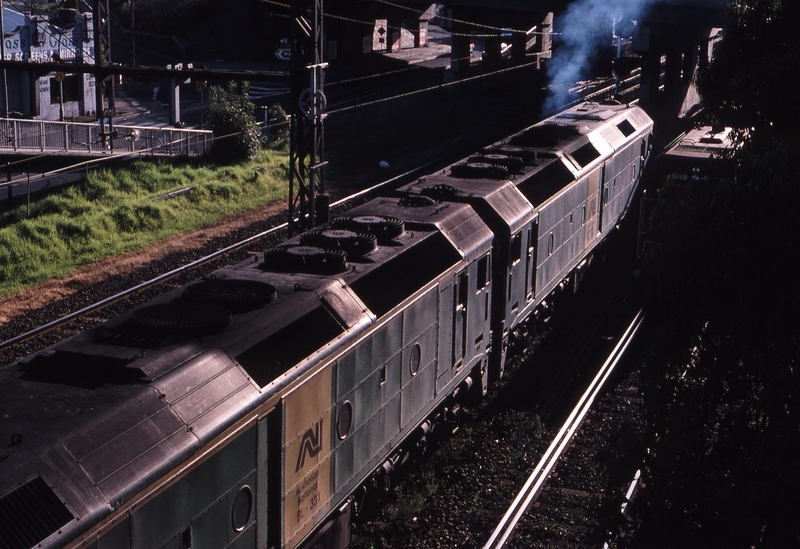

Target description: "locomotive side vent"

left=0, top=476, right=74, bottom=549
left=350, top=232, right=461, bottom=317
left=94, top=321, right=172, bottom=349
left=20, top=351, right=143, bottom=389
left=510, top=124, right=580, bottom=148
left=329, top=215, right=405, bottom=243
left=516, top=160, right=577, bottom=207
left=261, top=245, right=348, bottom=275
left=183, top=278, right=278, bottom=313
left=569, top=142, right=601, bottom=168
left=299, top=228, right=378, bottom=258
left=131, top=300, right=233, bottom=336
left=236, top=306, right=344, bottom=387
left=616, top=119, right=636, bottom=137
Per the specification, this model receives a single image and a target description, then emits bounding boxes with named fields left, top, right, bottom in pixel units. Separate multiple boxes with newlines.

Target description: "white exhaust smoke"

left=544, top=0, right=655, bottom=113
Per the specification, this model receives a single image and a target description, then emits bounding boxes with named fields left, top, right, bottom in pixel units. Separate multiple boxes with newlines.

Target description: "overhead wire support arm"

left=288, top=0, right=327, bottom=237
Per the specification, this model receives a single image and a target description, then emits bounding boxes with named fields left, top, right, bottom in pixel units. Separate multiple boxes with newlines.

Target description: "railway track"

left=484, top=309, right=647, bottom=548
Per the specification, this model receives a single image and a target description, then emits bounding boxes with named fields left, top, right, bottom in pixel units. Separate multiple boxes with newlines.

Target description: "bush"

left=208, top=81, right=262, bottom=161
left=267, top=104, right=290, bottom=145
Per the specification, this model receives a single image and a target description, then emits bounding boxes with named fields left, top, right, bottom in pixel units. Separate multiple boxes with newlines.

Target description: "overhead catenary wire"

left=326, top=56, right=546, bottom=115
left=257, top=0, right=554, bottom=38
left=253, top=0, right=556, bottom=92
left=0, top=51, right=551, bottom=178
left=0, top=0, right=556, bottom=122
left=372, top=0, right=555, bottom=36
left=111, top=0, right=221, bottom=66
left=0, top=2, right=559, bottom=190
left=253, top=4, right=551, bottom=92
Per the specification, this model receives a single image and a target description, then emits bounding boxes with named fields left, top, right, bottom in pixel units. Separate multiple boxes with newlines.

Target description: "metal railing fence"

left=0, top=118, right=213, bottom=157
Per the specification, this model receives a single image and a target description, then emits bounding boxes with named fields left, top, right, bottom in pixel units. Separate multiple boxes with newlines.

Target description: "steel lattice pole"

left=289, top=0, right=327, bottom=236
left=92, top=0, right=114, bottom=145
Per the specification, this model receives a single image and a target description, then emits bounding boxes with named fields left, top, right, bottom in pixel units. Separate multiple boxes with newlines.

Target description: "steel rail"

left=483, top=307, right=647, bottom=549
left=0, top=159, right=445, bottom=353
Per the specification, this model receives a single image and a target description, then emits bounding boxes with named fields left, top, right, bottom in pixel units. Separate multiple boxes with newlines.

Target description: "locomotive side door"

left=524, top=227, right=534, bottom=301
left=530, top=218, right=539, bottom=299
left=598, top=164, right=607, bottom=234
left=453, top=271, right=468, bottom=368
left=258, top=407, right=282, bottom=549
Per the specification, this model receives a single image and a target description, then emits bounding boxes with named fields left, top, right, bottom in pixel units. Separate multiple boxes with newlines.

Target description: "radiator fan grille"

left=261, top=245, right=348, bottom=275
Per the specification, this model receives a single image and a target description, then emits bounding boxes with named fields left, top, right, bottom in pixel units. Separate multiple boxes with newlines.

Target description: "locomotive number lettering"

left=294, top=468, right=320, bottom=522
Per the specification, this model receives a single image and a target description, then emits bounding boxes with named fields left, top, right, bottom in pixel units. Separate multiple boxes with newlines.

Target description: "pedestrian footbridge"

left=0, top=118, right=212, bottom=158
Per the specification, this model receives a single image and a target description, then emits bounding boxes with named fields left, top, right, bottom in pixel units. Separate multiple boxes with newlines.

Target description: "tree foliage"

left=697, top=0, right=800, bottom=145
left=638, top=148, right=800, bottom=548
left=207, top=81, right=262, bottom=162
left=266, top=104, right=290, bottom=146
left=635, top=1, right=800, bottom=547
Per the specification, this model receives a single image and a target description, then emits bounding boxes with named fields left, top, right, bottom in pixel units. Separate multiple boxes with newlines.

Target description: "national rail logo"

left=295, top=419, right=324, bottom=472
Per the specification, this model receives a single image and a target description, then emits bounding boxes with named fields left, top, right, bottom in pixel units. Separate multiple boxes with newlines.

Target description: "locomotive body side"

left=514, top=103, right=653, bottom=301
left=398, top=102, right=653, bottom=380
left=397, top=178, right=537, bottom=381
left=273, top=199, right=494, bottom=549
left=0, top=272, right=373, bottom=549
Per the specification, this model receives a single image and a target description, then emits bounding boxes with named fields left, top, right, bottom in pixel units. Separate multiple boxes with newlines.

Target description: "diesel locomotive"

left=0, top=101, right=652, bottom=549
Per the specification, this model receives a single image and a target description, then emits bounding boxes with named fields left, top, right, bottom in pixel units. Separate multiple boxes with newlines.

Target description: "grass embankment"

left=0, top=147, right=289, bottom=299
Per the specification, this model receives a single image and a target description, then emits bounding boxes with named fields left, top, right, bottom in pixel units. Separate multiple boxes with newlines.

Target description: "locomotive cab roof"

left=509, top=102, right=653, bottom=208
